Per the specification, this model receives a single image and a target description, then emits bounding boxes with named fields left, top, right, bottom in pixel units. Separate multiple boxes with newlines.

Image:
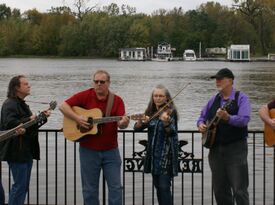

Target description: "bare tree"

left=73, top=0, right=97, bottom=20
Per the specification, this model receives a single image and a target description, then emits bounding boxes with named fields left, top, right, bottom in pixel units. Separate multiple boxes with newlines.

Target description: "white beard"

left=216, top=86, right=223, bottom=92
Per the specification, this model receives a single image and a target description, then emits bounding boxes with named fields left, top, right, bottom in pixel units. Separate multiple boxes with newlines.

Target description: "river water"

left=0, top=58, right=275, bottom=204
left=0, top=58, right=274, bottom=130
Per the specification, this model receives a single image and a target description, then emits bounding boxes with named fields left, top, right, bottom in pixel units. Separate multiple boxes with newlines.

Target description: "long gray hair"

left=145, top=84, right=178, bottom=120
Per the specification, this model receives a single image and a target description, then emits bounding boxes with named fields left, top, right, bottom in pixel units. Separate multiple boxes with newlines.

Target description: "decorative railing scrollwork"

left=124, top=140, right=202, bottom=173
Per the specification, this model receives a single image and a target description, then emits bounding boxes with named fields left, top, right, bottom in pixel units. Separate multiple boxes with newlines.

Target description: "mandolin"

left=62, top=106, right=145, bottom=142
left=0, top=101, right=57, bottom=143
left=202, top=100, right=233, bottom=148
left=264, top=109, right=275, bottom=147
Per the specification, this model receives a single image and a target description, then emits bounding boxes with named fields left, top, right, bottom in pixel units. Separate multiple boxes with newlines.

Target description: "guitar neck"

left=21, top=119, right=37, bottom=129
left=0, top=128, right=18, bottom=142
left=208, top=101, right=233, bottom=127
left=0, top=119, right=38, bottom=143
left=0, top=101, right=56, bottom=143
left=208, top=115, right=220, bottom=127
left=93, top=116, right=122, bottom=125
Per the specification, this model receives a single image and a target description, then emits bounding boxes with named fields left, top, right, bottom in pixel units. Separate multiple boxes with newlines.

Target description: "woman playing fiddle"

left=134, top=84, right=179, bottom=205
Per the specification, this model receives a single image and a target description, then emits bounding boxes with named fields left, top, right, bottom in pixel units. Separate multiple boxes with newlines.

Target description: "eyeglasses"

left=153, top=94, right=166, bottom=98
left=93, top=80, right=107, bottom=85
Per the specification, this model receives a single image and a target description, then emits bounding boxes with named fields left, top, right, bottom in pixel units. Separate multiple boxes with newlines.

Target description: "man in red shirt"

left=59, top=70, right=129, bottom=205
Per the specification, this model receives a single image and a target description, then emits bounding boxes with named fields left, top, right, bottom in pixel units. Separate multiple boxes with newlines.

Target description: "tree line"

left=0, top=0, right=275, bottom=57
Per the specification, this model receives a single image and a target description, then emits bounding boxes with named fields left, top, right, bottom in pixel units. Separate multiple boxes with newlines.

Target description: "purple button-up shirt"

left=197, top=88, right=251, bottom=127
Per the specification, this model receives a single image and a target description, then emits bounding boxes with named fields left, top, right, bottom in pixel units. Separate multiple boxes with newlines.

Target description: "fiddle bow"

left=148, top=82, right=191, bottom=122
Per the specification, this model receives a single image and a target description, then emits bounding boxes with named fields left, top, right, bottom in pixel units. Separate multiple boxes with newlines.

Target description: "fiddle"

left=133, top=105, right=173, bottom=130
left=135, top=82, right=190, bottom=129
left=158, top=104, right=173, bottom=126
left=149, top=102, right=173, bottom=122
left=148, top=82, right=190, bottom=122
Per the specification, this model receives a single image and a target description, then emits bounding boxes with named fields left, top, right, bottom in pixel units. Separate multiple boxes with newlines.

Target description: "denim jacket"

left=135, top=109, right=178, bottom=176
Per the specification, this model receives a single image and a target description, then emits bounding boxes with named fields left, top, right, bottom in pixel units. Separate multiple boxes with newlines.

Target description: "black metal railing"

left=0, top=129, right=274, bottom=205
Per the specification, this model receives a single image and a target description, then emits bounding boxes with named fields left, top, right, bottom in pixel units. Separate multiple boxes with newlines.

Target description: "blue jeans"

left=79, top=146, right=122, bottom=205
left=7, top=160, right=33, bottom=205
left=152, top=175, right=172, bottom=205
left=209, top=139, right=249, bottom=205
left=0, top=181, right=4, bottom=205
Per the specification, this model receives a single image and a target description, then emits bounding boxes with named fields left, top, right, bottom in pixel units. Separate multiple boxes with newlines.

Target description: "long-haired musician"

left=0, top=75, right=50, bottom=205
left=134, top=84, right=179, bottom=205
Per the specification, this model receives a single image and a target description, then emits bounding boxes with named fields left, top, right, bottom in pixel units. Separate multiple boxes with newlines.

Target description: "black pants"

left=209, top=139, right=249, bottom=205
left=0, top=182, right=4, bottom=205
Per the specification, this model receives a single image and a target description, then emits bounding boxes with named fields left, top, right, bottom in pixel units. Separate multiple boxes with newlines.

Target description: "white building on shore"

left=227, top=44, right=250, bottom=61
left=119, top=48, right=147, bottom=61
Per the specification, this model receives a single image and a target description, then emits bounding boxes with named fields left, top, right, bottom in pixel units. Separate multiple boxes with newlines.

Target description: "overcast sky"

left=4, top=0, right=233, bottom=14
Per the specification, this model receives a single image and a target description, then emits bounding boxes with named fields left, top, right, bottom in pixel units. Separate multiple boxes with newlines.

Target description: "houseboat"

left=227, top=44, right=250, bottom=61
left=205, top=47, right=226, bottom=57
left=152, top=42, right=174, bottom=61
left=183, top=49, right=196, bottom=61
left=119, top=48, right=147, bottom=61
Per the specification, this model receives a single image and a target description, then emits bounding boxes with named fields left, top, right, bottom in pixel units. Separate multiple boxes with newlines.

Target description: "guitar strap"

left=105, top=91, right=114, bottom=117
left=235, top=91, right=240, bottom=103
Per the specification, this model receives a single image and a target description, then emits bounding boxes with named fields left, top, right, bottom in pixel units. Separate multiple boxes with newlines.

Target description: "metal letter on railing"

left=124, top=140, right=202, bottom=173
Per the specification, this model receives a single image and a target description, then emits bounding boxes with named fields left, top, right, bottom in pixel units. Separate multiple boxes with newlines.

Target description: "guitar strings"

left=26, top=100, right=54, bottom=105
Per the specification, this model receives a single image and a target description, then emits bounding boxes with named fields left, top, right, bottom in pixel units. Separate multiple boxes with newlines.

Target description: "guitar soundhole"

left=87, top=117, right=93, bottom=124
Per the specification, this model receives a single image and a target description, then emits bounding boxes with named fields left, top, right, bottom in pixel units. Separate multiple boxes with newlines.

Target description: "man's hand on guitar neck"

left=42, top=110, right=51, bottom=118
left=30, top=114, right=37, bottom=121
left=216, top=108, right=230, bottom=121
left=30, top=109, right=51, bottom=121
left=118, top=116, right=130, bottom=129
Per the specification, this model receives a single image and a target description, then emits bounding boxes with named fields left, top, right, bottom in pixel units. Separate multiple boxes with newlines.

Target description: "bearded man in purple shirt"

left=197, top=68, right=250, bottom=205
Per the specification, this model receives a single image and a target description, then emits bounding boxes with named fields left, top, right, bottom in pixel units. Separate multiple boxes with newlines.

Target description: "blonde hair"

left=93, top=70, right=110, bottom=81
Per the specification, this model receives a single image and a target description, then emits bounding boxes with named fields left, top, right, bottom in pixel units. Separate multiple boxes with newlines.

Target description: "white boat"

left=152, top=42, right=173, bottom=61
left=183, top=49, right=196, bottom=61
left=151, top=55, right=172, bottom=62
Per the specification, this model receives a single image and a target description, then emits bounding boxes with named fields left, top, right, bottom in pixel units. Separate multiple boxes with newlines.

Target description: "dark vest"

left=206, top=91, right=248, bottom=145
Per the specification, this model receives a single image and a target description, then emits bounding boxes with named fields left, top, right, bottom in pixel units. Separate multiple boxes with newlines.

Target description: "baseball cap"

left=210, top=68, right=234, bottom=80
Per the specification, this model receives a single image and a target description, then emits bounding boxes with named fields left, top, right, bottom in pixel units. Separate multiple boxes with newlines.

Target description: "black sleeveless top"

left=206, top=91, right=248, bottom=145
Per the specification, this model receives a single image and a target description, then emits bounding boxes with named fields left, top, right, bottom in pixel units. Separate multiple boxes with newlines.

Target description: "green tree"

left=30, top=12, right=75, bottom=55
left=0, top=4, right=11, bottom=20
left=128, top=17, right=150, bottom=47
left=23, top=9, right=43, bottom=25
left=233, top=0, right=275, bottom=54
left=0, top=19, right=29, bottom=55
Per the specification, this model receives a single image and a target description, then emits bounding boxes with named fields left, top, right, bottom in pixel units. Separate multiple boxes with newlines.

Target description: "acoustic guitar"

left=264, top=109, right=275, bottom=147
left=202, top=100, right=233, bottom=148
left=63, top=106, right=145, bottom=141
left=0, top=101, right=57, bottom=143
